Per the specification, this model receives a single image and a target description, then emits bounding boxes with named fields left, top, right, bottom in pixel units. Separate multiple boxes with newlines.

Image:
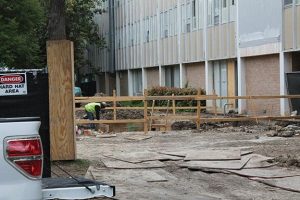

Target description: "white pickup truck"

left=0, top=117, right=115, bottom=200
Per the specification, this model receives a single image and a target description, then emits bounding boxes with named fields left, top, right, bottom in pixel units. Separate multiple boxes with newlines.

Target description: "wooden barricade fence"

left=74, top=91, right=300, bottom=134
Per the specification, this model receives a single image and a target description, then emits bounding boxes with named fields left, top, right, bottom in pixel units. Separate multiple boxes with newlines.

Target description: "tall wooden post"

left=47, top=40, right=76, bottom=161
left=196, top=89, right=201, bottom=129
left=144, top=89, right=148, bottom=134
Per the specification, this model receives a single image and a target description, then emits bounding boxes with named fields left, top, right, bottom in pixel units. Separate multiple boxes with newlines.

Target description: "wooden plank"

left=75, top=94, right=300, bottom=103
left=113, top=90, right=117, bottom=121
left=149, top=116, right=198, bottom=120
left=172, top=94, right=176, bottom=115
left=47, top=40, right=75, bottom=161
left=196, top=89, right=201, bottom=129
left=144, top=90, right=148, bottom=134
left=227, top=60, right=236, bottom=108
left=76, top=119, right=145, bottom=124
left=75, top=106, right=198, bottom=112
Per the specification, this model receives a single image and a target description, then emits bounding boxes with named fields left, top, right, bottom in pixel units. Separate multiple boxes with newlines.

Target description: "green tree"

left=44, top=0, right=105, bottom=76
left=65, top=0, right=106, bottom=80
left=0, top=0, right=45, bottom=68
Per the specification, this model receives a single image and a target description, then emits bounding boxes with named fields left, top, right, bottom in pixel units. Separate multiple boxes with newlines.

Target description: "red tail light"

left=14, top=160, right=42, bottom=177
left=7, top=139, right=42, bottom=157
left=5, top=137, right=43, bottom=179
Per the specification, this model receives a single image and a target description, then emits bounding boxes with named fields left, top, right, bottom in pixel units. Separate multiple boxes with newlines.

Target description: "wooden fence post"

left=213, top=90, right=217, bottom=116
left=113, top=90, right=117, bottom=121
left=47, top=40, right=76, bottom=161
left=172, top=94, right=176, bottom=115
left=196, top=89, right=201, bottom=129
left=144, top=89, right=148, bottom=134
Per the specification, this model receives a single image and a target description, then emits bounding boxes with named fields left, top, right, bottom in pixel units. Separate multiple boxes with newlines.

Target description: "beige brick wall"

left=146, top=67, right=159, bottom=89
left=185, top=62, right=206, bottom=89
left=245, top=54, right=280, bottom=115
left=119, top=71, right=128, bottom=96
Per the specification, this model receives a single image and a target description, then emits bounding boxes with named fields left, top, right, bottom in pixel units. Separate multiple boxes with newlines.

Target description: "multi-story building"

left=87, top=0, right=300, bottom=115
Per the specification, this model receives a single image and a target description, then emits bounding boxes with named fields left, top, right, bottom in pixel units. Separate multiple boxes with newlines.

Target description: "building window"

left=207, top=0, right=213, bottom=26
left=192, top=0, right=197, bottom=29
left=164, top=11, right=169, bottom=38
left=284, top=0, right=293, bottom=6
left=223, top=0, right=227, bottom=7
left=132, top=70, right=143, bottom=96
left=186, top=2, right=192, bottom=32
left=165, top=66, right=180, bottom=88
left=222, top=0, right=229, bottom=23
left=231, top=0, right=235, bottom=5
left=214, top=0, right=220, bottom=25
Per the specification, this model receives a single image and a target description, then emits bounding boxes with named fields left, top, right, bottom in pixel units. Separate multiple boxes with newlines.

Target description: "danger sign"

left=0, top=73, right=27, bottom=96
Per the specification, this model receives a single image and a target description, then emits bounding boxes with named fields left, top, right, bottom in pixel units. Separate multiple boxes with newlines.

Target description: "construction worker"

left=84, top=102, right=107, bottom=129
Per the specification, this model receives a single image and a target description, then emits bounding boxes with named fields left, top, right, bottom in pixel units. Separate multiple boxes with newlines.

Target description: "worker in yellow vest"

left=84, top=102, right=107, bottom=129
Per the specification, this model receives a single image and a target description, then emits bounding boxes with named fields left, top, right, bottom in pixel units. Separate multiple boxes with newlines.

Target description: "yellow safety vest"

left=84, top=103, right=101, bottom=114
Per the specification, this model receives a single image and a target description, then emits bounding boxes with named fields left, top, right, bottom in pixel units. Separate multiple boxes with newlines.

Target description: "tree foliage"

left=64, top=0, right=105, bottom=71
left=0, top=0, right=44, bottom=68
left=0, top=0, right=105, bottom=70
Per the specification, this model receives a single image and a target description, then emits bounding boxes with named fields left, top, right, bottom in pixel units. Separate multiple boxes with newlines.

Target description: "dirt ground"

left=53, top=123, right=300, bottom=200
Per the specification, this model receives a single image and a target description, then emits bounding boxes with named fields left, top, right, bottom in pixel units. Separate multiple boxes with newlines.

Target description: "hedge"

left=147, top=86, right=206, bottom=109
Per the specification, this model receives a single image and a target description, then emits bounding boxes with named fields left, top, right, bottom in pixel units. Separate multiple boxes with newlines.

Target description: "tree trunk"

left=48, top=0, right=66, bottom=40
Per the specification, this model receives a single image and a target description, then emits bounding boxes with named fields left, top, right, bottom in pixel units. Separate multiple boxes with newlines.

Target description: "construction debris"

left=102, top=151, right=182, bottom=163
left=184, top=149, right=241, bottom=161
left=266, top=124, right=300, bottom=138
left=125, top=135, right=152, bottom=141
left=101, top=157, right=165, bottom=169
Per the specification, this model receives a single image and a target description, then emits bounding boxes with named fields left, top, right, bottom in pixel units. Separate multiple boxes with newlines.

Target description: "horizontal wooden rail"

left=76, top=119, right=145, bottom=124
left=74, top=92, right=300, bottom=133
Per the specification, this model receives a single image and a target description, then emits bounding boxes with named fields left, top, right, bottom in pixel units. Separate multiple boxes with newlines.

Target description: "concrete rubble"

left=75, top=123, right=300, bottom=199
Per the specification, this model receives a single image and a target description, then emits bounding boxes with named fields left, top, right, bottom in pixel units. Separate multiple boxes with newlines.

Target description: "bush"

left=147, top=86, right=206, bottom=109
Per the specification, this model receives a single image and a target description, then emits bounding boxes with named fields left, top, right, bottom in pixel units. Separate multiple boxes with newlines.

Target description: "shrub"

left=147, top=86, right=206, bottom=109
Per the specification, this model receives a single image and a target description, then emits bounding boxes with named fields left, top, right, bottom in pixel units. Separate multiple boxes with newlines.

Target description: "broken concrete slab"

left=96, top=133, right=117, bottom=138
left=228, top=167, right=300, bottom=178
left=184, top=149, right=241, bottom=161
left=86, top=166, right=168, bottom=183
left=125, top=135, right=152, bottom=141
left=103, top=151, right=183, bottom=163
left=101, top=157, right=165, bottom=169
left=180, top=155, right=251, bottom=170
left=158, top=148, right=253, bottom=158
left=251, top=176, right=300, bottom=193
left=243, top=154, right=275, bottom=169
left=85, top=166, right=221, bottom=200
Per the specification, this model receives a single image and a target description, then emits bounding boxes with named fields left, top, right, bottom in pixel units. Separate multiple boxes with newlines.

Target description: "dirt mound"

left=275, top=155, right=300, bottom=168
left=100, top=110, right=144, bottom=120
left=171, top=121, right=197, bottom=130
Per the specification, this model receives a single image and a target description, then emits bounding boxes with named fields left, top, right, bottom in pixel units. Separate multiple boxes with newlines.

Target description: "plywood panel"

left=47, top=40, right=75, bottom=161
left=227, top=60, right=236, bottom=108
left=185, top=62, right=206, bottom=89
left=297, top=6, right=300, bottom=49
left=284, top=8, right=293, bottom=50
left=146, top=67, right=160, bottom=88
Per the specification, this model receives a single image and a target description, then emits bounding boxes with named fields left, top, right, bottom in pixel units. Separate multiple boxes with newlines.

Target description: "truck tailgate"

left=42, top=177, right=115, bottom=199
